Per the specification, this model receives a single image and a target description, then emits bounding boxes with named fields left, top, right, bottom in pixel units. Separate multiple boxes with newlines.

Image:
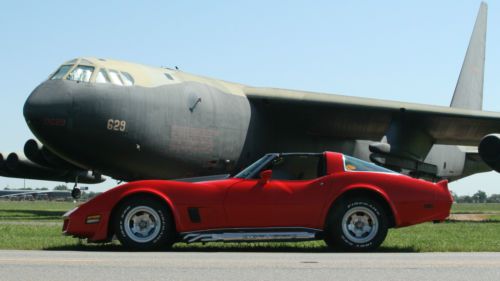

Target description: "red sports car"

left=63, top=152, right=452, bottom=251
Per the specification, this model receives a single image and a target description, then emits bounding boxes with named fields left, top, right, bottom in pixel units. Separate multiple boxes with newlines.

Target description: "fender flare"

left=322, top=184, right=401, bottom=227
left=115, top=188, right=182, bottom=232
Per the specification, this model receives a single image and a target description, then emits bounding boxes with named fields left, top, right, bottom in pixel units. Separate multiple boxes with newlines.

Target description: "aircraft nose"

left=23, top=81, right=73, bottom=137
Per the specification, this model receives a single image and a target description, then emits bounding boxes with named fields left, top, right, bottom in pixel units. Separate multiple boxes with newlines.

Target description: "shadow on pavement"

left=45, top=243, right=417, bottom=253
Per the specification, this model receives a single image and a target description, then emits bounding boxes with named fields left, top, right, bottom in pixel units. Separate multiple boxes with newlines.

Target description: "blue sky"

left=1, top=1, right=499, bottom=195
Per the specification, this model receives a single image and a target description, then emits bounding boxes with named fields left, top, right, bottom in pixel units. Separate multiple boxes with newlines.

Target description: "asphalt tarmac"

left=0, top=250, right=499, bottom=281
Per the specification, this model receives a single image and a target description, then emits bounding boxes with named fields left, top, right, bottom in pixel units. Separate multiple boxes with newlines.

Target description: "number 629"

left=107, top=119, right=126, bottom=132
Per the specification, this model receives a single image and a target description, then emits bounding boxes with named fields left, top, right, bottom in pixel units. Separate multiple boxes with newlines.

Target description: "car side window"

left=344, top=155, right=396, bottom=174
left=268, top=155, right=323, bottom=180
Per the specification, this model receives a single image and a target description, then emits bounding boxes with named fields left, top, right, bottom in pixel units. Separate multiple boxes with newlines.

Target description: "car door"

left=224, top=154, right=330, bottom=228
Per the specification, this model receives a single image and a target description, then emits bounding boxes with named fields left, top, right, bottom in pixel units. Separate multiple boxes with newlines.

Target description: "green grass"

left=0, top=224, right=80, bottom=250
left=383, top=221, right=500, bottom=252
left=489, top=215, right=500, bottom=221
left=451, top=203, right=500, bottom=214
left=1, top=201, right=500, bottom=251
left=0, top=201, right=77, bottom=221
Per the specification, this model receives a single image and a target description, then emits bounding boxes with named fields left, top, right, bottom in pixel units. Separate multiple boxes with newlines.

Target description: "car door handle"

left=319, top=182, right=324, bottom=186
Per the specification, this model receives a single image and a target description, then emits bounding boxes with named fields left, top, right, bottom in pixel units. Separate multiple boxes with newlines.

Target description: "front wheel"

left=325, top=197, right=388, bottom=251
left=113, top=196, right=175, bottom=250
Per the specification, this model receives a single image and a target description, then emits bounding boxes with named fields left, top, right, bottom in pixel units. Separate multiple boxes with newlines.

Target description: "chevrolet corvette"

left=63, top=152, right=452, bottom=251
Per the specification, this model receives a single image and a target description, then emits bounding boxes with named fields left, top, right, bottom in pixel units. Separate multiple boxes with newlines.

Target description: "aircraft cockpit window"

left=108, top=70, right=123, bottom=86
left=51, top=65, right=72, bottom=80
left=66, top=65, right=94, bottom=83
left=120, top=72, right=134, bottom=86
left=164, top=73, right=174, bottom=80
left=95, top=69, right=111, bottom=84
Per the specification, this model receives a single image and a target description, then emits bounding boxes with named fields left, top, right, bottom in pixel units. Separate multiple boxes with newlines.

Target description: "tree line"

left=452, top=190, right=500, bottom=203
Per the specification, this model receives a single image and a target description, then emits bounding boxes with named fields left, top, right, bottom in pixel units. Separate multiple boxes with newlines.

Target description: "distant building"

left=0, top=190, right=72, bottom=201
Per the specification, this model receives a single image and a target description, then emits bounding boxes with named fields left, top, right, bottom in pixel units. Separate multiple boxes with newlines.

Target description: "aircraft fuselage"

left=21, top=56, right=492, bottom=182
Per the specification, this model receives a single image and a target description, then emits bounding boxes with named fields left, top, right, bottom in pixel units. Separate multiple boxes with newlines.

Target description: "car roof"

left=264, top=152, right=338, bottom=157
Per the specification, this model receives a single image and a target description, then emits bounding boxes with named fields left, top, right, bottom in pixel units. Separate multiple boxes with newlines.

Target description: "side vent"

left=188, top=207, right=201, bottom=223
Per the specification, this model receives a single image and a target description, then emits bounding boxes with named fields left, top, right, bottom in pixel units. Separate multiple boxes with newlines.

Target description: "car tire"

left=113, top=196, right=176, bottom=251
left=324, top=197, right=388, bottom=252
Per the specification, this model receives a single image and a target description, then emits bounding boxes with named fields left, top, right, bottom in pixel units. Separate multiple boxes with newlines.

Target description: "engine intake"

left=478, top=134, right=500, bottom=172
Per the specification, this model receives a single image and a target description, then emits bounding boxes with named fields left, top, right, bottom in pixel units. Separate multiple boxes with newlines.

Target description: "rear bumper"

left=396, top=185, right=453, bottom=227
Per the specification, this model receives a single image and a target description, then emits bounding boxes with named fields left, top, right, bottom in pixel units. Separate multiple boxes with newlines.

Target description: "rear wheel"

left=325, top=197, right=388, bottom=251
left=113, top=196, right=175, bottom=250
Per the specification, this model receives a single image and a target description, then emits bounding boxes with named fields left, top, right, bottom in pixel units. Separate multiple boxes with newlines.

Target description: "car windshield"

left=344, top=155, right=396, bottom=174
left=234, top=154, right=275, bottom=179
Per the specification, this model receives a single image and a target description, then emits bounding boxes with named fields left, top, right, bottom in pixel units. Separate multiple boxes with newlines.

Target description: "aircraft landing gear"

left=71, top=176, right=81, bottom=200
left=71, top=187, right=81, bottom=199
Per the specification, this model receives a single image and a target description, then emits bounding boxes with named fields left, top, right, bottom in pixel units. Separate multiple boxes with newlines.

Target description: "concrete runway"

left=1, top=250, right=500, bottom=281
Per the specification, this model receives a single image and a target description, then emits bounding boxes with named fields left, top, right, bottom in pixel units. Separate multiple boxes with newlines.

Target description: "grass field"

left=451, top=203, right=500, bottom=214
left=0, top=201, right=76, bottom=221
left=0, top=201, right=499, bottom=252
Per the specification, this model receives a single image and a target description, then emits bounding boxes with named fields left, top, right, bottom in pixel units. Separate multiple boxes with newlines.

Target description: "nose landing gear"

left=71, top=176, right=81, bottom=199
left=71, top=186, right=81, bottom=199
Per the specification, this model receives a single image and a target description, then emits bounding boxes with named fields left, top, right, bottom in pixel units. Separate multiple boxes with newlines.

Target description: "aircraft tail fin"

left=450, top=2, right=487, bottom=110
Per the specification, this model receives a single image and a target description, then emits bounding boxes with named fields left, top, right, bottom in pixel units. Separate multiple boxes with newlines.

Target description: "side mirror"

left=259, top=169, right=272, bottom=184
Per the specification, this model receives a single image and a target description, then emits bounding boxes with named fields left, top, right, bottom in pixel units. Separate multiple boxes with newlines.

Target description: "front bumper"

left=62, top=207, right=110, bottom=242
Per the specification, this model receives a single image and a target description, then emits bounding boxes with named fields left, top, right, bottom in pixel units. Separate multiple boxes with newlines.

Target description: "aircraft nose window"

left=67, top=65, right=94, bottom=83
left=120, top=72, right=134, bottom=86
left=106, top=70, right=135, bottom=86
left=108, top=70, right=124, bottom=86
left=95, top=69, right=111, bottom=84
left=50, top=65, right=72, bottom=80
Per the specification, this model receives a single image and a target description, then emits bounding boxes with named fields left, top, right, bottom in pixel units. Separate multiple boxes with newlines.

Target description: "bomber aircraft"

left=2, top=3, right=500, bottom=195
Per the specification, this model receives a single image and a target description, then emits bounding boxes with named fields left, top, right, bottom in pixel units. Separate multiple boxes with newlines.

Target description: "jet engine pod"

left=0, top=152, right=7, bottom=176
left=478, top=134, right=500, bottom=172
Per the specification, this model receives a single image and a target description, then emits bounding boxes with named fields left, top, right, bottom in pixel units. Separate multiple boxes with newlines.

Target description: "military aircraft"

left=2, top=2, right=500, bottom=192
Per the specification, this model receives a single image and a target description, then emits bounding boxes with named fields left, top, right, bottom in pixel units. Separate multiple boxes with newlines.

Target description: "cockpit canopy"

left=48, top=57, right=181, bottom=88
left=50, top=58, right=135, bottom=86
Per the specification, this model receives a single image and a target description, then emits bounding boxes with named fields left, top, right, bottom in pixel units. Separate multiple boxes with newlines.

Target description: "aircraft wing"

left=244, top=87, right=500, bottom=146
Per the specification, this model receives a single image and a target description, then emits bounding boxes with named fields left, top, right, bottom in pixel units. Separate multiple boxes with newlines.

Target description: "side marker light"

left=86, top=215, right=101, bottom=224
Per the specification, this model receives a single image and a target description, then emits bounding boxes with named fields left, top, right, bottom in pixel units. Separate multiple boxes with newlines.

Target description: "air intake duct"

left=478, top=134, right=500, bottom=172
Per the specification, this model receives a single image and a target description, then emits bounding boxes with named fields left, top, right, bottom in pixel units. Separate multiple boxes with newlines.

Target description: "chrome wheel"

left=124, top=206, right=162, bottom=243
left=341, top=206, right=379, bottom=244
